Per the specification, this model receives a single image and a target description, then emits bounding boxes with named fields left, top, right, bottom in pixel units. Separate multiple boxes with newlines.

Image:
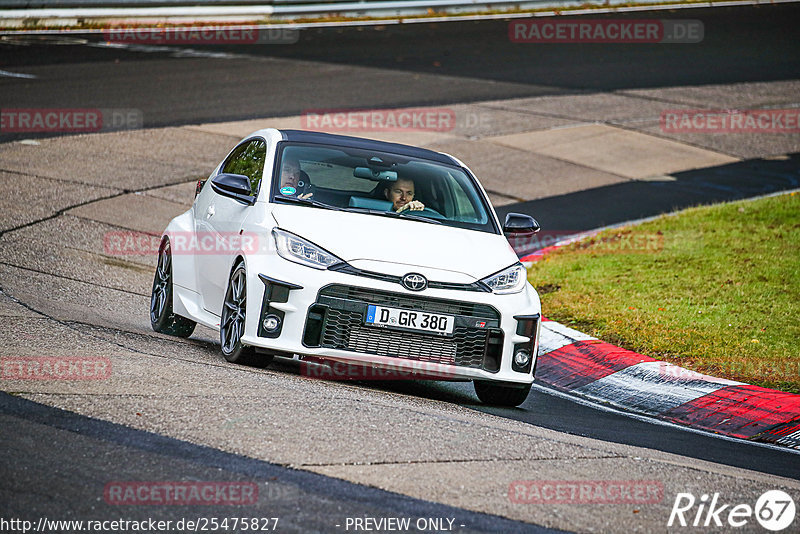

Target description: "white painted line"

left=87, top=41, right=247, bottom=59
left=0, top=69, right=37, bottom=79
left=530, top=381, right=800, bottom=455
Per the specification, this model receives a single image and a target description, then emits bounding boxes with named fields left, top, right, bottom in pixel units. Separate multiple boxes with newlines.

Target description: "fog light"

left=514, top=350, right=531, bottom=367
left=262, top=315, right=281, bottom=332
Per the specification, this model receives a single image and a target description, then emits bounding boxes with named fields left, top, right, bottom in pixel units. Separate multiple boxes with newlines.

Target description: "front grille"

left=305, top=284, right=502, bottom=370
left=348, top=326, right=457, bottom=364
left=329, top=263, right=488, bottom=292
left=318, top=285, right=500, bottom=319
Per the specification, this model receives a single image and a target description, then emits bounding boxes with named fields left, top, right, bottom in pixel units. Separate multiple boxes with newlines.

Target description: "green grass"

left=528, top=192, right=800, bottom=393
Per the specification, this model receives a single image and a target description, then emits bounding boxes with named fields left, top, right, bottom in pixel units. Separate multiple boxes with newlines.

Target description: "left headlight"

left=480, top=263, right=527, bottom=294
left=272, top=228, right=343, bottom=270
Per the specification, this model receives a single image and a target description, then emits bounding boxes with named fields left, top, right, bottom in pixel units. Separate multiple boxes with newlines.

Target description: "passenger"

left=280, top=155, right=313, bottom=200
left=384, top=178, right=425, bottom=213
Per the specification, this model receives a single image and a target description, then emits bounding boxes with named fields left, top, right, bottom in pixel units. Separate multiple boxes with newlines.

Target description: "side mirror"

left=503, top=213, right=540, bottom=256
left=503, top=213, right=540, bottom=234
left=210, top=173, right=255, bottom=205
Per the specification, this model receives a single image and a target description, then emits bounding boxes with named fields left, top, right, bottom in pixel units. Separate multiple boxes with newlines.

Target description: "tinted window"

left=221, top=139, right=266, bottom=195
left=271, top=143, right=498, bottom=234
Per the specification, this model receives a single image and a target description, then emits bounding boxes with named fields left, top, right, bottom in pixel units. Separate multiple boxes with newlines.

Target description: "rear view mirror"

left=210, top=173, right=255, bottom=205
left=354, top=167, right=398, bottom=181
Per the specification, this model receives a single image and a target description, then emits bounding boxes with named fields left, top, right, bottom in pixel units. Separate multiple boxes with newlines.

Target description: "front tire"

left=150, top=239, right=196, bottom=338
left=220, top=263, right=273, bottom=368
left=474, top=380, right=532, bottom=407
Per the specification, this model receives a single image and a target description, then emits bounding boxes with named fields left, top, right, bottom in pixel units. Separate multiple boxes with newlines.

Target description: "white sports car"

left=151, top=129, right=542, bottom=406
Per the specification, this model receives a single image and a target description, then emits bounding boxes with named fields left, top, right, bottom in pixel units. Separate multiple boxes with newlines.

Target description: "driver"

left=384, top=178, right=425, bottom=213
left=280, top=155, right=313, bottom=200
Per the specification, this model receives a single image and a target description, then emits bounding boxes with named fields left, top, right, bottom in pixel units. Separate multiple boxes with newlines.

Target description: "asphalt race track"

left=1, top=4, right=800, bottom=533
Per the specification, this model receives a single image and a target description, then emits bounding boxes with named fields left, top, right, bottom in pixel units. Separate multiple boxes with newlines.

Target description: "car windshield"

left=270, top=142, right=498, bottom=234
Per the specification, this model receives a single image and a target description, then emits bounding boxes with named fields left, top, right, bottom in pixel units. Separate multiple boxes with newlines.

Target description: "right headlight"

left=480, top=263, right=527, bottom=294
left=272, top=228, right=343, bottom=270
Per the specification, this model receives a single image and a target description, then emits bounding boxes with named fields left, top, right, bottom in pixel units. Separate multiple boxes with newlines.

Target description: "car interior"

left=271, top=145, right=494, bottom=231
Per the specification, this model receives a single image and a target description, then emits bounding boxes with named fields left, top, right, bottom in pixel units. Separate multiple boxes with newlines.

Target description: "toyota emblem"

left=402, top=273, right=428, bottom=291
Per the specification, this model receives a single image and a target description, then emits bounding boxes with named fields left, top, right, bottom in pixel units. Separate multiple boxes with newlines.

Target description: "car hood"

left=271, top=205, right=518, bottom=281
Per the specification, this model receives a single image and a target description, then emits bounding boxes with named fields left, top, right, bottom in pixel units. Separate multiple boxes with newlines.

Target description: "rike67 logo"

left=668, top=490, right=796, bottom=531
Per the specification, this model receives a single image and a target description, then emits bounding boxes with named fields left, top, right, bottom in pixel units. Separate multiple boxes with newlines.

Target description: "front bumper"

left=240, top=258, right=541, bottom=384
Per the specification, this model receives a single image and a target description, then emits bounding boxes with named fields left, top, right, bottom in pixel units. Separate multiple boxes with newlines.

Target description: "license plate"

left=365, top=305, right=454, bottom=336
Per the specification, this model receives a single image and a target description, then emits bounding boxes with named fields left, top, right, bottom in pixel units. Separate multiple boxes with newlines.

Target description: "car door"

left=197, top=138, right=267, bottom=316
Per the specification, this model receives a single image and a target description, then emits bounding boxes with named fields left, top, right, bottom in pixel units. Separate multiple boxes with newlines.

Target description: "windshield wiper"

left=394, top=210, right=443, bottom=225
left=273, top=195, right=343, bottom=211
left=341, top=206, right=392, bottom=216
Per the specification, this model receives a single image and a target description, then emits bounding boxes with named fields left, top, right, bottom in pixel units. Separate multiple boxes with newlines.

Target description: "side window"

left=448, top=173, right=488, bottom=224
left=453, top=185, right=478, bottom=219
left=221, top=139, right=266, bottom=195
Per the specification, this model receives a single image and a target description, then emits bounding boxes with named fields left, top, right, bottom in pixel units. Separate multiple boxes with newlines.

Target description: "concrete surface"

left=487, top=124, right=738, bottom=180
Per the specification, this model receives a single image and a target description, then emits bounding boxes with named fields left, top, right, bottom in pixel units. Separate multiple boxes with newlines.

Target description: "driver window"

left=221, top=139, right=266, bottom=195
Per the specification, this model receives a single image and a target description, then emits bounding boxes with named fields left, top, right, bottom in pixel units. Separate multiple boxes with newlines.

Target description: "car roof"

left=278, top=129, right=458, bottom=166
